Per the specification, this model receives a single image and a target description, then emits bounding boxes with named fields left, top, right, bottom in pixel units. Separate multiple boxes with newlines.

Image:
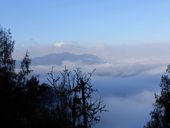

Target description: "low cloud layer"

left=96, top=91, right=155, bottom=128
left=30, top=60, right=165, bottom=79
left=93, top=75, right=160, bottom=128
left=14, top=42, right=170, bottom=128
left=14, top=42, right=170, bottom=77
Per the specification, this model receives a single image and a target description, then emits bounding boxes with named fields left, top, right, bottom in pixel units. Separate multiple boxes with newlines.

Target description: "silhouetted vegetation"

left=47, top=68, right=106, bottom=128
left=144, top=65, right=170, bottom=128
left=0, top=26, right=106, bottom=128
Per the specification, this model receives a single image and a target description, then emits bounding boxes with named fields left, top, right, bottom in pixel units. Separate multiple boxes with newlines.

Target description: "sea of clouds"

left=14, top=42, right=170, bottom=128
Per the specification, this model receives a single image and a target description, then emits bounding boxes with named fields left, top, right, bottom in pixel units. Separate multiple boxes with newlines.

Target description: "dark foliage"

left=47, top=68, right=106, bottom=128
left=144, top=65, right=170, bottom=128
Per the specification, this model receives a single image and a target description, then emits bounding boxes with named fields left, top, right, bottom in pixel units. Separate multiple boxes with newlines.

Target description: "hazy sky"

left=0, top=0, right=170, bottom=46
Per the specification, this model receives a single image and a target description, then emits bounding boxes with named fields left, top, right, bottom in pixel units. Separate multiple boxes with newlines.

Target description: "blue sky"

left=0, top=0, right=170, bottom=46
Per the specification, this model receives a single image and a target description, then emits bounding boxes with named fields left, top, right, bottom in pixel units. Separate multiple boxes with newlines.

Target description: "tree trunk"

left=81, top=80, right=87, bottom=128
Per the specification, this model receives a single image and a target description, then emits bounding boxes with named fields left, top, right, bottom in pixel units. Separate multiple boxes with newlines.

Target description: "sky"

left=1, top=0, right=170, bottom=128
left=0, top=0, right=170, bottom=47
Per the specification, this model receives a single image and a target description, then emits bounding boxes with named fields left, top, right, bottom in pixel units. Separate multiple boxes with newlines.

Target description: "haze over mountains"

left=15, top=43, right=170, bottom=77
left=31, top=52, right=103, bottom=65
left=16, top=52, right=103, bottom=67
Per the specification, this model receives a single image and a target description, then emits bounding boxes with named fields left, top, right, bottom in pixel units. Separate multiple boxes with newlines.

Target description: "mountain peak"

left=30, top=52, right=102, bottom=66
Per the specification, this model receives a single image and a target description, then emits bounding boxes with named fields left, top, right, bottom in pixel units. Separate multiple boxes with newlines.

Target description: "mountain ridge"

left=16, top=52, right=103, bottom=66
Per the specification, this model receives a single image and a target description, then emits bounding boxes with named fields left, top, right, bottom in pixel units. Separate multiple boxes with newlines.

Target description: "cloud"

left=92, top=72, right=161, bottom=128
left=28, top=42, right=169, bottom=77
left=15, top=42, right=170, bottom=128
left=94, top=77, right=159, bottom=128
left=31, top=65, right=160, bottom=128
left=93, top=74, right=160, bottom=98
left=30, top=61, right=161, bottom=79
left=93, top=63, right=160, bottom=77
left=29, top=57, right=165, bottom=79
left=96, top=91, right=155, bottom=128
left=53, top=41, right=65, bottom=47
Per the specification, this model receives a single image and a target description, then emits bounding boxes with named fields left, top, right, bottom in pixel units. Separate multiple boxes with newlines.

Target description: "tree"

left=0, top=27, right=15, bottom=72
left=70, top=68, right=106, bottom=128
left=47, top=68, right=106, bottom=128
left=0, top=27, right=17, bottom=127
left=47, top=67, right=73, bottom=128
left=144, top=65, right=170, bottom=128
left=0, top=27, right=16, bottom=88
left=17, top=51, right=32, bottom=86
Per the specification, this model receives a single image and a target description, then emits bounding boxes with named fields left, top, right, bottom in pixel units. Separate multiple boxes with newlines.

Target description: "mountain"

left=18, top=52, right=102, bottom=66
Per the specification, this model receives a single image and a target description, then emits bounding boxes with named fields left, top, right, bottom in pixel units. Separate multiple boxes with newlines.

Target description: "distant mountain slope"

left=24, top=52, right=102, bottom=66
